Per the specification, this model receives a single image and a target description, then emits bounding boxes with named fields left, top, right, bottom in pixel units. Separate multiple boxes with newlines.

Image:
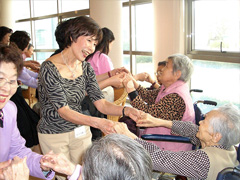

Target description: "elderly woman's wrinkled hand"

left=0, top=160, right=12, bottom=180
left=109, top=72, right=126, bottom=88
left=136, top=112, right=163, bottom=127
left=40, top=151, right=75, bottom=176
left=123, top=74, right=135, bottom=88
left=114, top=122, right=138, bottom=139
left=3, top=156, right=29, bottom=180
left=134, top=72, right=149, bottom=82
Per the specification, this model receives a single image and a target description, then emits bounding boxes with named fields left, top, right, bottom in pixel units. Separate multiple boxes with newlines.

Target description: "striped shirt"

left=37, top=61, right=104, bottom=134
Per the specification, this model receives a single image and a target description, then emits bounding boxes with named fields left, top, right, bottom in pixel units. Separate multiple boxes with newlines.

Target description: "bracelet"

left=151, top=81, right=156, bottom=86
left=108, top=71, right=111, bottom=77
left=122, top=106, right=127, bottom=117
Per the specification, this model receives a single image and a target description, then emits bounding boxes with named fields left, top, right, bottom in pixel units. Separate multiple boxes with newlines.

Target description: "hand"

left=3, top=156, right=29, bottom=180
left=110, top=67, right=130, bottom=76
left=98, top=118, right=116, bottom=135
left=114, top=122, right=137, bottom=139
left=124, top=107, right=141, bottom=122
left=109, top=72, right=126, bottom=88
left=123, top=74, right=136, bottom=93
left=40, top=151, right=75, bottom=176
left=136, top=112, right=163, bottom=127
left=134, top=72, right=149, bottom=82
left=0, top=160, right=12, bottom=180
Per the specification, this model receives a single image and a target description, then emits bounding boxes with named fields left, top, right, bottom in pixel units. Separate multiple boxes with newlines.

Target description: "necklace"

left=61, top=51, right=78, bottom=78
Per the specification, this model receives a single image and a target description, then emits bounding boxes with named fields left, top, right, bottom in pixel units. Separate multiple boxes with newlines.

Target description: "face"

left=0, top=62, right=18, bottom=109
left=25, top=46, right=34, bottom=58
left=158, top=59, right=178, bottom=87
left=156, top=64, right=166, bottom=85
left=196, top=110, right=218, bottom=147
left=2, top=33, right=11, bottom=45
left=71, top=35, right=98, bottom=61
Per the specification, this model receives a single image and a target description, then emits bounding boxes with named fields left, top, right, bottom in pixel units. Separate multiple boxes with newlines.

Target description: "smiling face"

left=0, top=62, right=18, bottom=109
left=71, top=35, right=98, bottom=61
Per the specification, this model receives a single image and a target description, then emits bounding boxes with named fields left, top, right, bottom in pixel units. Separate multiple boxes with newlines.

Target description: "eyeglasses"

left=0, top=77, right=18, bottom=88
left=155, top=71, right=161, bottom=76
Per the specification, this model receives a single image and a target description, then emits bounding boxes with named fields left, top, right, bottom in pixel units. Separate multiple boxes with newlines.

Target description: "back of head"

left=62, top=16, right=102, bottom=49
left=82, top=134, right=152, bottom=180
left=10, top=31, right=30, bottom=51
left=168, top=54, right=194, bottom=82
left=0, top=26, right=13, bottom=42
left=210, top=104, right=240, bottom=148
left=95, top=27, right=115, bottom=55
left=55, top=20, right=70, bottom=50
left=0, top=44, right=23, bottom=76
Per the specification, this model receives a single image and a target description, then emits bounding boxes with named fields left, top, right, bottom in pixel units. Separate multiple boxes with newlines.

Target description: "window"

left=14, top=0, right=90, bottom=63
left=186, top=0, right=240, bottom=111
left=122, top=1, right=153, bottom=80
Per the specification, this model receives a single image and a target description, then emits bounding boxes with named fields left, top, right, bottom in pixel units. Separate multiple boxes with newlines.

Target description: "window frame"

left=185, top=0, right=240, bottom=64
left=122, top=0, right=153, bottom=74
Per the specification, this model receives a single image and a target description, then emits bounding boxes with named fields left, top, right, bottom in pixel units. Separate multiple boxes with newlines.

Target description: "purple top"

left=88, top=51, right=114, bottom=75
left=0, top=101, right=54, bottom=179
left=18, top=67, right=38, bottom=88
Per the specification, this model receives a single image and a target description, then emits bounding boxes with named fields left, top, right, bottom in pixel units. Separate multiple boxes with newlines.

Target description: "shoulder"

left=4, top=100, right=17, bottom=111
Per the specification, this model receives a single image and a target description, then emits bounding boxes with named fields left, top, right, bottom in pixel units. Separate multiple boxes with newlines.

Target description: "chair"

left=21, top=85, right=36, bottom=107
left=107, top=87, right=128, bottom=122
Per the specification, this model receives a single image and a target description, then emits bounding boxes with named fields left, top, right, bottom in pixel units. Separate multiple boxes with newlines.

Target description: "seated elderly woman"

left=123, top=54, right=195, bottom=151
left=114, top=104, right=240, bottom=180
left=39, top=134, right=152, bottom=180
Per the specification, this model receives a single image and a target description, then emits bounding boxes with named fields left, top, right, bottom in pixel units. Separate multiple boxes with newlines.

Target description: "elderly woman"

left=115, top=104, right=240, bottom=180
left=123, top=54, right=195, bottom=151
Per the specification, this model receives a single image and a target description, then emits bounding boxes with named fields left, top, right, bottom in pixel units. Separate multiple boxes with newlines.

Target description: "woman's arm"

left=58, top=106, right=115, bottom=134
left=97, top=73, right=125, bottom=90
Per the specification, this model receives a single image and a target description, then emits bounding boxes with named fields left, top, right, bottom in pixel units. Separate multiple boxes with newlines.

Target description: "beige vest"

left=201, top=146, right=238, bottom=180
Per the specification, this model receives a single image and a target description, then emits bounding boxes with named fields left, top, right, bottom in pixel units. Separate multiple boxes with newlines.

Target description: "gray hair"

left=82, top=134, right=152, bottom=180
left=168, top=54, right=194, bottom=82
left=209, top=104, right=240, bottom=147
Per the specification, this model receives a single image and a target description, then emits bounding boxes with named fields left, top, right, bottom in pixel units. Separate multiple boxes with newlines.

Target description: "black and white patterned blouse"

left=37, top=61, right=104, bottom=134
left=136, top=121, right=228, bottom=179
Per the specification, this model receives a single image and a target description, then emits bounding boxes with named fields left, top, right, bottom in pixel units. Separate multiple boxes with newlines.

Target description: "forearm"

left=96, top=72, right=109, bottom=82
left=58, top=106, right=103, bottom=129
left=98, top=78, right=111, bottom=90
left=94, top=99, right=122, bottom=116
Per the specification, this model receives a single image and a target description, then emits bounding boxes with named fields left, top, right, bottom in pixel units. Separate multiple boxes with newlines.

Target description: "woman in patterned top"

left=37, top=16, right=141, bottom=180
left=115, top=104, right=240, bottom=180
left=123, top=54, right=195, bottom=152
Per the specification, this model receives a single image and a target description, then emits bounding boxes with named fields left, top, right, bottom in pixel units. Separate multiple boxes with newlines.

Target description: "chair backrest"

left=107, top=88, right=128, bottom=122
left=216, top=164, right=240, bottom=180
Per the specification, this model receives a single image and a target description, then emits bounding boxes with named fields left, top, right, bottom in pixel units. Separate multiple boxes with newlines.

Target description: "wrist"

left=108, top=71, right=111, bottom=77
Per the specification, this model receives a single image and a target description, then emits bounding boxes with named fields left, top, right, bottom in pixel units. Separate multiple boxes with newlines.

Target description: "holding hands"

left=40, top=151, right=75, bottom=176
left=2, top=157, right=29, bottom=180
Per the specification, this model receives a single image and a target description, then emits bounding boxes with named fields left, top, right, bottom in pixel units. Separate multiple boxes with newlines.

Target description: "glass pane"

left=193, top=0, right=240, bottom=52
left=32, top=0, right=57, bottom=17
left=122, top=7, right=130, bottom=51
left=135, top=55, right=154, bottom=88
left=36, top=52, right=54, bottom=64
left=60, top=0, right=89, bottom=13
left=14, top=22, right=31, bottom=38
left=135, top=3, right=153, bottom=51
left=191, top=60, right=240, bottom=114
left=123, top=55, right=130, bottom=72
left=34, top=18, right=58, bottom=49
left=12, top=0, right=30, bottom=19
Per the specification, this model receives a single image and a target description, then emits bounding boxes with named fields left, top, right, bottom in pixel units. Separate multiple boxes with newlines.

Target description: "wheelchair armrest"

left=141, top=134, right=191, bottom=143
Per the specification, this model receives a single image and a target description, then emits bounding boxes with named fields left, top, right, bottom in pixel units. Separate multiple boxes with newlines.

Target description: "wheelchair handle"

left=203, top=100, right=217, bottom=106
left=190, top=89, right=203, bottom=93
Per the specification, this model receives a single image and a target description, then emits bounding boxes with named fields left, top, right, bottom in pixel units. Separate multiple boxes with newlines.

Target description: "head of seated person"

left=159, top=54, right=194, bottom=88
left=81, top=133, right=152, bottom=180
left=9, top=31, right=30, bottom=54
left=197, top=103, right=240, bottom=149
left=0, top=26, right=13, bottom=45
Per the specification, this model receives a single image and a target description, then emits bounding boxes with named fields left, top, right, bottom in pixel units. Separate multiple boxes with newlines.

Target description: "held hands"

left=114, top=122, right=137, bottom=139
left=98, top=118, right=116, bottom=135
left=0, top=160, right=11, bottom=180
left=124, top=107, right=142, bottom=122
left=110, top=67, right=130, bottom=76
left=109, top=72, right=126, bottom=88
left=40, top=151, right=75, bottom=176
left=123, top=74, right=136, bottom=93
left=136, top=111, right=165, bottom=127
left=2, top=156, right=29, bottom=180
